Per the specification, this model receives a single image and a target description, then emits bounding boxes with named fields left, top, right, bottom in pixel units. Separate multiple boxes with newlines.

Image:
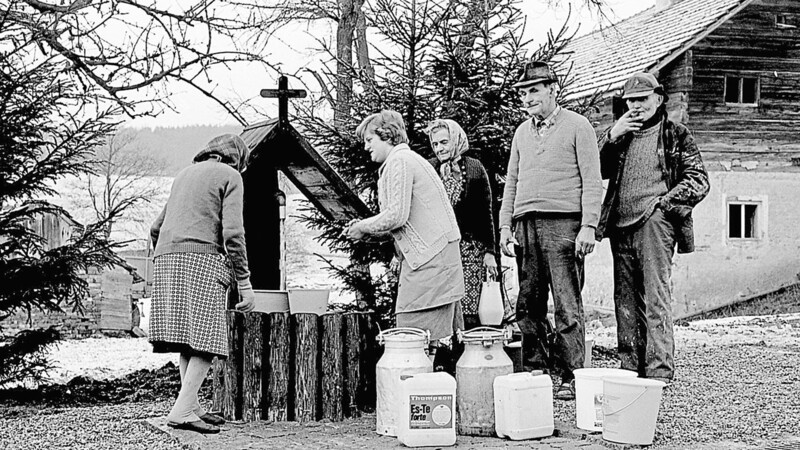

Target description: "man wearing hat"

left=499, top=61, right=602, bottom=400
left=596, top=72, right=709, bottom=384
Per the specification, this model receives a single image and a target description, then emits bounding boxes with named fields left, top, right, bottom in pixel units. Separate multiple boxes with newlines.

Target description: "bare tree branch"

left=7, top=0, right=281, bottom=120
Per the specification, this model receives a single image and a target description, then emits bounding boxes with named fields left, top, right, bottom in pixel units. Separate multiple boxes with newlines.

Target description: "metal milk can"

left=456, top=327, right=513, bottom=436
left=376, top=327, right=432, bottom=436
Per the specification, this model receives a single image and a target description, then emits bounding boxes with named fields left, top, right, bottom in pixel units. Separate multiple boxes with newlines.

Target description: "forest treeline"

left=133, top=124, right=243, bottom=175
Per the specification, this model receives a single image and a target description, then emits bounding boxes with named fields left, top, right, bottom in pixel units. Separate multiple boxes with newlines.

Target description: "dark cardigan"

left=428, top=155, right=497, bottom=256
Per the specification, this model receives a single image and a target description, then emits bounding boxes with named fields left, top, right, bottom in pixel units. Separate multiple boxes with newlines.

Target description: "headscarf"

left=426, top=119, right=469, bottom=183
left=192, top=133, right=250, bottom=173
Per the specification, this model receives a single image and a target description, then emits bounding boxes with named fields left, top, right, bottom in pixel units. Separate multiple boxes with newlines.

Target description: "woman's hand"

left=341, top=219, right=367, bottom=241
left=389, top=256, right=400, bottom=273
left=342, top=225, right=366, bottom=241
left=484, top=253, right=499, bottom=280
left=236, top=285, right=256, bottom=312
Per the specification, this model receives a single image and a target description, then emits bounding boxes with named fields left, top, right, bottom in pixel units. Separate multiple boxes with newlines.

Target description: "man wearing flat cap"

left=499, top=61, right=602, bottom=400
left=596, top=72, right=710, bottom=385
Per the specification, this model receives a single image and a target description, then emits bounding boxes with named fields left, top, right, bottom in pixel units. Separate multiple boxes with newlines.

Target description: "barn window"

left=728, top=202, right=759, bottom=239
left=724, top=75, right=759, bottom=105
left=776, top=14, right=797, bottom=29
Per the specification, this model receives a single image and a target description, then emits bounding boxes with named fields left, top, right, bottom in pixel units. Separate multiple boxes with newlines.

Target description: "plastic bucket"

left=573, top=368, right=637, bottom=431
left=602, top=377, right=666, bottom=445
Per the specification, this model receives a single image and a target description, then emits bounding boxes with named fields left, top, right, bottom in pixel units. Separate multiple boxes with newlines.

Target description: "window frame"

left=723, top=75, right=760, bottom=107
left=776, top=13, right=797, bottom=29
left=727, top=200, right=761, bottom=240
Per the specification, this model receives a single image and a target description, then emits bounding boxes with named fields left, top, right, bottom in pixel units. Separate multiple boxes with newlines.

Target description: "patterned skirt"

left=460, top=239, right=487, bottom=316
left=149, top=253, right=232, bottom=358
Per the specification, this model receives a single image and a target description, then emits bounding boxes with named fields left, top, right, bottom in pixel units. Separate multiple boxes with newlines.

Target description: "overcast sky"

left=128, top=0, right=653, bottom=128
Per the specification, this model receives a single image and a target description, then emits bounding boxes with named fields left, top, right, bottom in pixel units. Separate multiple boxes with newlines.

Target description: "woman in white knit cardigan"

left=343, top=110, right=465, bottom=343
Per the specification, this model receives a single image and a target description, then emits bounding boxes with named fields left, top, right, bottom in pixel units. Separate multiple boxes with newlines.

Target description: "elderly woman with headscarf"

left=425, top=119, right=498, bottom=330
left=149, top=134, right=255, bottom=434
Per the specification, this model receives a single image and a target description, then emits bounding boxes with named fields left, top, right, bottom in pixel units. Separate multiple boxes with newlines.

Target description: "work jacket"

left=596, top=113, right=710, bottom=253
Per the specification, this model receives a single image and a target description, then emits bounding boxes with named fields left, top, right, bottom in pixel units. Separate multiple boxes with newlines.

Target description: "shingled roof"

left=561, top=0, right=754, bottom=101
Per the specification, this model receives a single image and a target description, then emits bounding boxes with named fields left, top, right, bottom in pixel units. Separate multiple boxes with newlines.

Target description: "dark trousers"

left=514, top=213, right=585, bottom=381
left=610, top=208, right=676, bottom=379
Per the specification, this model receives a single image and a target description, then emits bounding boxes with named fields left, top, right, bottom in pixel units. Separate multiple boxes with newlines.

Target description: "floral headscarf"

left=193, top=133, right=250, bottom=173
left=426, top=119, right=469, bottom=183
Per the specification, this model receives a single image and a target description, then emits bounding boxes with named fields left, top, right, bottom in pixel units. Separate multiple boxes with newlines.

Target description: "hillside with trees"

left=133, top=125, right=243, bottom=176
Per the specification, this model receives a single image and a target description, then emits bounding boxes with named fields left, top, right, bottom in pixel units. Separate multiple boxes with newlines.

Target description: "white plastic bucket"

left=602, top=377, right=666, bottom=445
left=573, top=368, right=637, bottom=431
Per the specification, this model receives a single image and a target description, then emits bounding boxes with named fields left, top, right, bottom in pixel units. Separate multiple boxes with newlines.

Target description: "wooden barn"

left=560, top=0, right=800, bottom=317
left=2, top=211, right=142, bottom=337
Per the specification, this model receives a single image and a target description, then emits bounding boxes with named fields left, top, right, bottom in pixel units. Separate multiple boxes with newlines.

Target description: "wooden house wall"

left=689, top=0, right=800, bottom=152
left=23, top=212, right=78, bottom=251
left=584, top=52, right=693, bottom=132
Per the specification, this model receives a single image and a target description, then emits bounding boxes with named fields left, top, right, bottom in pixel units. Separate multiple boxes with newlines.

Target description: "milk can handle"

left=457, top=326, right=511, bottom=344
left=377, top=327, right=430, bottom=345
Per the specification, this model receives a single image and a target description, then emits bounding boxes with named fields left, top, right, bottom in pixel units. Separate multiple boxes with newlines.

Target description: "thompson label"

left=408, top=394, right=453, bottom=429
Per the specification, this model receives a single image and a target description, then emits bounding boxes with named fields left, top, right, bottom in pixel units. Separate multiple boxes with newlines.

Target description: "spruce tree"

left=292, top=0, right=603, bottom=327
left=0, top=63, right=125, bottom=387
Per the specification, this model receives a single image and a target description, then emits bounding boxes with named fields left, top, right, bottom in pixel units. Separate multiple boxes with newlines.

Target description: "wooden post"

left=267, top=312, right=290, bottom=422
left=211, top=358, right=225, bottom=413
left=242, top=312, right=267, bottom=422
left=343, top=312, right=361, bottom=418
left=293, top=313, right=321, bottom=422
left=358, top=313, right=380, bottom=412
left=222, top=311, right=243, bottom=420
left=321, top=313, right=344, bottom=421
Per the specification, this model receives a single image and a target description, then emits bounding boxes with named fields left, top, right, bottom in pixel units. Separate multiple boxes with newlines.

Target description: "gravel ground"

left=0, top=401, right=184, bottom=450
left=1, top=314, right=798, bottom=449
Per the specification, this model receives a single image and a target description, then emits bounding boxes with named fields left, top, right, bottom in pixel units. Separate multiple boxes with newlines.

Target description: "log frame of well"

left=212, top=310, right=377, bottom=423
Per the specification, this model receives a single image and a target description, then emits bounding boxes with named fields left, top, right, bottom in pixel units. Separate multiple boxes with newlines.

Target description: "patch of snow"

left=590, top=313, right=800, bottom=350
left=39, top=312, right=799, bottom=386
left=44, top=337, right=177, bottom=385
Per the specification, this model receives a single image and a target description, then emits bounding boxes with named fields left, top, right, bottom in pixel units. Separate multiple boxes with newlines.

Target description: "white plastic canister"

left=397, top=372, right=457, bottom=447
left=376, top=328, right=432, bottom=436
left=573, top=368, right=638, bottom=431
left=494, top=371, right=554, bottom=440
left=456, top=327, right=513, bottom=436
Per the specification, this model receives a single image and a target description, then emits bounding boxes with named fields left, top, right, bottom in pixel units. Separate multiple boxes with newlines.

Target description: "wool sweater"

left=499, top=108, right=602, bottom=229
left=353, top=144, right=461, bottom=270
left=150, top=160, right=250, bottom=282
left=615, top=124, right=668, bottom=228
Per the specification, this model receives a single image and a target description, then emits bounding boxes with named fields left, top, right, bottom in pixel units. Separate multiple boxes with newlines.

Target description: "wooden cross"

left=260, top=75, right=307, bottom=125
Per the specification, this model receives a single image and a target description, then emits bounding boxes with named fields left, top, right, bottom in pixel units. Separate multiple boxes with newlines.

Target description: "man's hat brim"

left=622, top=89, right=656, bottom=99
left=513, top=77, right=554, bottom=89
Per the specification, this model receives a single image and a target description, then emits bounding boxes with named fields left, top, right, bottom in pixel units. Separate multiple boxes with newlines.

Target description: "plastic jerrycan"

left=494, top=371, right=554, bottom=440
left=376, top=327, right=432, bottom=436
left=455, top=327, right=513, bottom=436
left=397, top=372, right=457, bottom=447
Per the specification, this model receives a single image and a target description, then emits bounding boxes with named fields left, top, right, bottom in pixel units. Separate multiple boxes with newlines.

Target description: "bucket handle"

left=377, top=327, right=430, bottom=345
left=602, top=387, right=650, bottom=416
